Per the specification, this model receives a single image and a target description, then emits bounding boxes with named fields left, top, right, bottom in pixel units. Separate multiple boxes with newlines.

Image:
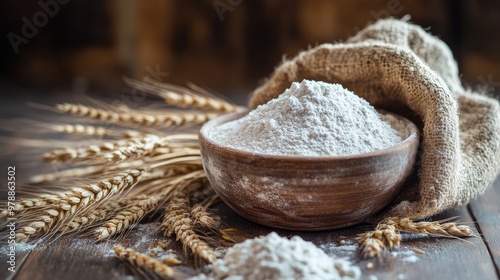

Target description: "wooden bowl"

left=199, top=111, right=419, bottom=231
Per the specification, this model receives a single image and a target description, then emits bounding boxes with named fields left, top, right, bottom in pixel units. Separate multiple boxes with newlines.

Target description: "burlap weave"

left=248, top=19, right=500, bottom=218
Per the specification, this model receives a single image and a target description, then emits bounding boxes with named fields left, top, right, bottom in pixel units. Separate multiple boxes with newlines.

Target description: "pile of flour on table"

left=209, top=79, right=402, bottom=156
left=190, top=232, right=360, bottom=280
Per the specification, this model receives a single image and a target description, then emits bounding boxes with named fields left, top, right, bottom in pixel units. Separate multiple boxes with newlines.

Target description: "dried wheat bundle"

left=0, top=81, right=238, bottom=279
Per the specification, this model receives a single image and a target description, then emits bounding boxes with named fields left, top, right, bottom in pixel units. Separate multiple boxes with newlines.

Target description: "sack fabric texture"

left=248, top=18, right=500, bottom=219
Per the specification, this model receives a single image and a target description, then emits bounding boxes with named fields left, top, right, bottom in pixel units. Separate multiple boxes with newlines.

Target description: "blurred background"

left=1, top=0, right=499, bottom=106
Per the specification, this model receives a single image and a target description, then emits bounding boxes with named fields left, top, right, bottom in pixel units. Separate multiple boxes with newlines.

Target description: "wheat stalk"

left=96, top=171, right=206, bottom=240
left=56, top=103, right=219, bottom=127
left=357, top=217, right=474, bottom=258
left=381, top=217, right=474, bottom=237
left=103, top=135, right=166, bottom=163
left=161, top=189, right=217, bottom=264
left=124, top=78, right=243, bottom=113
left=1, top=194, right=63, bottom=219
left=114, top=245, right=175, bottom=278
left=16, top=169, right=145, bottom=241
left=44, top=134, right=200, bottom=164
left=43, top=139, right=129, bottom=163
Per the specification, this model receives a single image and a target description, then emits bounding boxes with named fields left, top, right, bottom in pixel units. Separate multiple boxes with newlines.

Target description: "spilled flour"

left=190, top=232, right=360, bottom=280
left=209, top=80, right=402, bottom=156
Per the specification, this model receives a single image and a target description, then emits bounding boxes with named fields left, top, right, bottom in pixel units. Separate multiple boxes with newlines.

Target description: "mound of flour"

left=209, top=80, right=402, bottom=156
left=191, top=232, right=360, bottom=280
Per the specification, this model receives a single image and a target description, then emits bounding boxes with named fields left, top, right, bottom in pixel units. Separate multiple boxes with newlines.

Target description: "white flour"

left=190, top=232, right=360, bottom=280
left=209, top=80, right=402, bottom=156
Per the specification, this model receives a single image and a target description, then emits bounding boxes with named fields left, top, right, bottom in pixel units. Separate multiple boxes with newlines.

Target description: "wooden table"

left=0, top=175, right=498, bottom=280
left=0, top=87, right=499, bottom=280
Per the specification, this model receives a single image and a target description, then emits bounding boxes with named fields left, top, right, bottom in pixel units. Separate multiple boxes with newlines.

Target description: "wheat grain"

left=412, top=247, right=425, bottom=254
left=17, top=169, right=144, bottom=241
left=114, top=245, right=174, bottom=278
left=161, top=190, right=217, bottom=264
left=156, top=241, right=168, bottom=250
left=221, top=234, right=237, bottom=243
left=163, top=257, right=182, bottom=266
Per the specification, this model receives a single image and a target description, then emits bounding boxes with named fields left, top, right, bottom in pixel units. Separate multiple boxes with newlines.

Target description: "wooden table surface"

left=0, top=175, right=498, bottom=280
left=0, top=87, right=499, bottom=280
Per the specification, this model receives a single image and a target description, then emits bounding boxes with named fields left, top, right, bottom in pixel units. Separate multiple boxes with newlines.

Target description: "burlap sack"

left=248, top=19, right=500, bottom=219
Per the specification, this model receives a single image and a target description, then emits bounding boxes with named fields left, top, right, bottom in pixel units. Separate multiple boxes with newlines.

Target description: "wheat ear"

left=161, top=190, right=217, bottom=264
left=16, top=169, right=144, bottom=241
left=357, top=217, right=474, bottom=258
left=95, top=194, right=164, bottom=240
left=50, top=124, right=111, bottom=137
left=43, top=139, right=130, bottom=163
left=114, top=245, right=174, bottom=278
left=96, top=171, right=206, bottom=240
left=1, top=194, right=63, bottom=219
left=124, top=78, right=243, bottom=113
left=191, top=194, right=218, bottom=229
left=356, top=224, right=401, bottom=259
left=56, top=103, right=218, bottom=127
left=60, top=200, right=124, bottom=233
left=29, top=165, right=104, bottom=184
left=381, top=217, right=474, bottom=237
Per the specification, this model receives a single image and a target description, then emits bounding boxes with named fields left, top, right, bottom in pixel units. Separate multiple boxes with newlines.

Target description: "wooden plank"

left=0, top=247, right=32, bottom=280
left=6, top=201, right=498, bottom=280
left=216, top=202, right=499, bottom=280
left=469, top=175, right=500, bottom=277
left=11, top=222, right=200, bottom=280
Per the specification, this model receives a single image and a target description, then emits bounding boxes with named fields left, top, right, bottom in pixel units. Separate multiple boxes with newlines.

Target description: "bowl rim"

left=199, top=109, right=419, bottom=162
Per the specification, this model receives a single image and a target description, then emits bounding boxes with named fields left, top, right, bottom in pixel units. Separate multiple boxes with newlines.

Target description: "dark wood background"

left=1, top=0, right=500, bottom=98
